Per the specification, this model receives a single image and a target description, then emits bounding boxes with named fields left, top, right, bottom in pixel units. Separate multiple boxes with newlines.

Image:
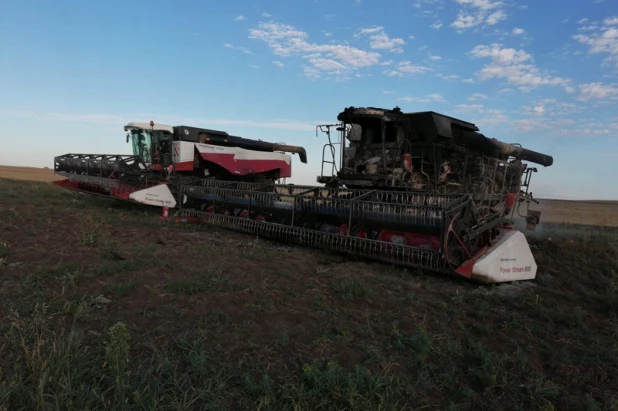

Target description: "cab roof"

left=123, top=122, right=174, bottom=134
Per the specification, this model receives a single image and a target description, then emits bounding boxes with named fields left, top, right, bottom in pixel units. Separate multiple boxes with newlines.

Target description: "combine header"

left=52, top=106, right=553, bottom=283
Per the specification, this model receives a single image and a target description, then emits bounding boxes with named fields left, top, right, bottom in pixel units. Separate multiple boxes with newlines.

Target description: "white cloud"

left=573, top=18, right=618, bottom=70
left=485, top=10, right=507, bottom=25
left=428, top=55, right=441, bottom=60
left=357, top=27, right=381, bottom=35
left=451, top=14, right=484, bottom=29
left=467, top=92, right=488, bottom=100
left=521, top=99, right=580, bottom=116
left=357, top=26, right=406, bottom=53
left=455, top=99, right=592, bottom=136
left=477, top=113, right=510, bottom=126
left=453, top=104, right=509, bottom=126
left=455, top=0, right=503, bottom=11
left=308, top=58, right=346, bottom=71
left=384, top=61, right=432, bottom=77
left=262, top=12, right=271, bottom=17
left=455, top=102, right=591, bottom=135
left=569, top=127, right=615, bottom=136
left=450, top=0, right=508, bottom=31
left=273, top=60, right=284, bottom=67
left=578, top=24, right=600, bottom=32
left=420, top=10, right=439, bottom=18
left=527, top=105, right=545, bottom=115
left=431, top=21, right=443, bottom=29
left=413, top=0, right=446, bottom=8
left=577, top=82, right=618, bottom=101
left=510, top=117, right=575, bottom=132
left=398, top=93, right=447, bottom=104
left=469, top=43, right=573, bottom=91
left=455, top=104, right=485, bottom=112
left=437, top=73, right=460, bottom=80
left=223, top=43, right=254, bottom=55
left=303, top=66, right=321, bottom=80
left=479, top=98, right=609, bottom=137
left=249, top=22, right=381, bottom=79
left=234, top=15, right=246, bottom=21
left=508, top=116, right=616, bottom=138
left=512, top=27, right=525, bottom=35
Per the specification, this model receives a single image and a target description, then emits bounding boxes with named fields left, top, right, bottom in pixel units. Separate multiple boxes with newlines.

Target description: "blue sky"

left=1, top=0, right=617, bottom=200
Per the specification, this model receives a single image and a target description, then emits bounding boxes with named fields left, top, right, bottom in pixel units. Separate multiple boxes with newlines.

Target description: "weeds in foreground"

left=0, top=304, right=409, bottom=411
left=3, top=298, right=608, bottom=411
left=74, top=216, right=103, bottom=246
left=332, top=277, right=374, bottom=301
left=0, top=241, right=10, bottom=266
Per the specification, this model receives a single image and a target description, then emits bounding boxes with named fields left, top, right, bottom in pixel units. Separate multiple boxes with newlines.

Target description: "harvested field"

left=1, top=174, right=617, bottom=410
left=0, top=165, right=57, bottom=182
left=533, top=198, right=618, bottom=228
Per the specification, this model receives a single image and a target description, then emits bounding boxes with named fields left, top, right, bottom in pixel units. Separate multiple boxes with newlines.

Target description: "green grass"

left=332, top=277, right=374, bottom=301
left=0, top=178, right=617, bottom=410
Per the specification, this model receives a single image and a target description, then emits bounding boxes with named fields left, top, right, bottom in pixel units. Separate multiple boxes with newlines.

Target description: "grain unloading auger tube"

left=176, top=179, right=538, bottom=283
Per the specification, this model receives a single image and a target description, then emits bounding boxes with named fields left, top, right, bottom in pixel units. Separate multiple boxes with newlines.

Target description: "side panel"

left=173, top=141, right=196, bottom=171
left=128, top=183, right=177, bottom=208
left=467, top=229, right=537, bottom=283
left=195, top=143, right=292, bottom=178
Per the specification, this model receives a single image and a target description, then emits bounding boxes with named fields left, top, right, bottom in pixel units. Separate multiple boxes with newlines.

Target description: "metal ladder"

left=316, top=124, right=341, bottom=180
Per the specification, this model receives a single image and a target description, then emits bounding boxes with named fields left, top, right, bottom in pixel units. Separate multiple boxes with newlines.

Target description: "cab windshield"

left=128, top=129, right=172, bottom=165
left=129, top=130, right=152, bottom=163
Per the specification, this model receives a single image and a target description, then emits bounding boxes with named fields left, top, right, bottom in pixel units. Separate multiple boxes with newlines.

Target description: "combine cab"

left=52, top=106, right=553, bottom=284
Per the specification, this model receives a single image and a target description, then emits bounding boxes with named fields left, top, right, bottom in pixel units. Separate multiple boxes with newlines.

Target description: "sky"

left=1, top=0, right=617, bottom=200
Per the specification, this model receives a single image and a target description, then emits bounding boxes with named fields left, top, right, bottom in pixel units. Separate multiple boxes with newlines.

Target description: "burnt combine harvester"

left=52, top=106, right=553, bottom=283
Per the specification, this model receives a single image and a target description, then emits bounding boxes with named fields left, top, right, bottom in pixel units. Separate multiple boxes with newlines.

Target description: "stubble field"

left=0, top=165, right=58, bottom=182
left=0, top=166, right=617, bottom=410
